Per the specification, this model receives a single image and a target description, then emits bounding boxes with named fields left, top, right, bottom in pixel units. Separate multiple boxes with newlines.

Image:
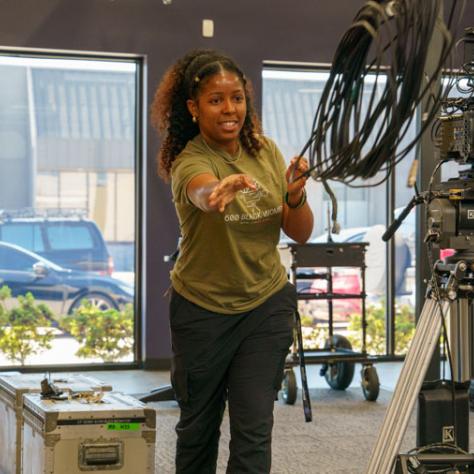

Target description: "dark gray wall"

left=1, top=0, right=473, bottom=367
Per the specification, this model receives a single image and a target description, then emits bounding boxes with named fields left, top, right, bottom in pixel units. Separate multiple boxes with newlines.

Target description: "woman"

left=151, top=49, right=314, bottom=474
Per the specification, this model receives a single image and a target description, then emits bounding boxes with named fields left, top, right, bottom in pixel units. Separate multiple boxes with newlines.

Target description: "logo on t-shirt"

left=224, top=180, right=282, bottom=224
left=239, top=181, right=268, bottom=212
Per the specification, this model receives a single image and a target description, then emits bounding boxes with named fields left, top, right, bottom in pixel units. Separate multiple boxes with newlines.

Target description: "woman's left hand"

left=286, top=156, right=309, bottom=198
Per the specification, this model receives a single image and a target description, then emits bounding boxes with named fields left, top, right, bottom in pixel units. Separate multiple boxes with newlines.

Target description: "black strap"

left=294, top=310, right=312, bottom=422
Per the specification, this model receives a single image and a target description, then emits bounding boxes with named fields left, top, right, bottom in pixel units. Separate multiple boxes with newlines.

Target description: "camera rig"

left=369, top=27, right=474, bottom=474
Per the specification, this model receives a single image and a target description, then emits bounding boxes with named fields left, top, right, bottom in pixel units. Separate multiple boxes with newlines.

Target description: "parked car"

left=321, top=225, right=410, bottom=290
left=0, top=210, right=113, bottom=275
left=0, top=241, right=133, bottom=318
left=311, top=226, right=370, bottom=244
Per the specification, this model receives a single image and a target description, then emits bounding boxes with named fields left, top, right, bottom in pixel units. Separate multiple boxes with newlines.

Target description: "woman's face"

left=187, top=70, right=247, bottom=155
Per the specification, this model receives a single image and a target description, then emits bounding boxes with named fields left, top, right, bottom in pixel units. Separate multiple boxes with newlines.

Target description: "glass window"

left=0, top=52, right=140, bottom=368
left=46, top=224, right=94, bottom=250
left=1, top=223, right=44, bottom=252
left=263, top=65, right=418, bottom=356
left=393, top=137, right=417, bottom=355
left=0, top=246, right=35, bottom=271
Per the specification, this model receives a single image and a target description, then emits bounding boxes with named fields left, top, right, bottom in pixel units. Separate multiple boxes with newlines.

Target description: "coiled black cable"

left=299, top=0, right=464, bottom=187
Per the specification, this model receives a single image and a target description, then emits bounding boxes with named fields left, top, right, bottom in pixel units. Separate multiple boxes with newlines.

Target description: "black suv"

left=0, top=210, right=113, bottom=275
left=0, top=241, right=132, bottom=316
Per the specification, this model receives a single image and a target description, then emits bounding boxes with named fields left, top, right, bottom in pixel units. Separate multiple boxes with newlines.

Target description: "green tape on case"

left=107, top=422, right=140, bottom=431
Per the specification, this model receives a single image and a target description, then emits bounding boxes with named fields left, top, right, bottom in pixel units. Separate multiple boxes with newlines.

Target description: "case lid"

left=0, top=373, right=112, bottom=403
left=23, top=392, right=156, bottom=433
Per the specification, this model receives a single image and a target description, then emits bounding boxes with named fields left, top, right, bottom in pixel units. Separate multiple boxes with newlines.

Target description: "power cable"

left=291, top=0, right=464, bottom=189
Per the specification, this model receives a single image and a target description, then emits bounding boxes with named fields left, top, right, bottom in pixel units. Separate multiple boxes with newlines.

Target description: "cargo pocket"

left=170, top=356, right=189, bottom=405
left=169, top=289, right=188, bottom=329
left=271, top=312, right=294, bottom=392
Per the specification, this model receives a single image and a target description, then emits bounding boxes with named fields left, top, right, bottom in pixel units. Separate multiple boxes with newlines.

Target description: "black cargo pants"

left=169, top=282, right=296, bottom=474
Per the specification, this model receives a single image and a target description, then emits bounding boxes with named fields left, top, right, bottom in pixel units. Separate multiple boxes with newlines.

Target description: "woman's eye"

left=210, top=98, right=221, bottom=105
left=234, top=95, right=244, bottom=102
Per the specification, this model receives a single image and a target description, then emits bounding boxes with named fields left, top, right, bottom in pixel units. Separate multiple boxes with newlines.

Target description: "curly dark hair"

left=151, top=49, right=263, bottom=180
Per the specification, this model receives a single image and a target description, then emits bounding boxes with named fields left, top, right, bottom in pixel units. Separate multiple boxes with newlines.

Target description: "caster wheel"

left=361, top=365, right=380, bottom=401
left=281, top=369, right=297, bottom=405
left=324, top=334, right=355, bottom=390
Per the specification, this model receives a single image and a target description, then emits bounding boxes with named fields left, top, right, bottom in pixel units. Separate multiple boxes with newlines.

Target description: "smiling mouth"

left=219, top=120, right=239, bottom=131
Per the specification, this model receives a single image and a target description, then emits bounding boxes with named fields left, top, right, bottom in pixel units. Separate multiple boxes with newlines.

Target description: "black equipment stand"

left=280, top=242, right=380, bottom=405
left=395, top=453, right=474, bottom=473
left=138, top=383, right=174, bottom=403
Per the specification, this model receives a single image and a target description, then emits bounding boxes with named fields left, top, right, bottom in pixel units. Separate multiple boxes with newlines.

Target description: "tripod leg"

left=448, top=298, right=472, bottom=383
left=366, top=298, right=449, bottom=474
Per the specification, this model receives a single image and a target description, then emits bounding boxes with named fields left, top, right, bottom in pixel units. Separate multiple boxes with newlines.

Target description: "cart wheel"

left=323, top=334, right=355, bottom=390
left=281, top=369, right=297, bottom=405
left=361, top=365, right=380, bottom=401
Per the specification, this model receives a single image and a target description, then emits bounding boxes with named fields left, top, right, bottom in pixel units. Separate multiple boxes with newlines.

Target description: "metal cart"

left=279, top=242, right=380, bottom=403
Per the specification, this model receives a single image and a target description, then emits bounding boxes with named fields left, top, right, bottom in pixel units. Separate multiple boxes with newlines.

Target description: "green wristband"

left=285, top=189, right=307, bottom=209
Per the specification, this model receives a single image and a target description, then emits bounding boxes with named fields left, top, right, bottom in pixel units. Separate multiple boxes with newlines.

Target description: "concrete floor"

left=71, top=360, right=403, bottom=398
left=80, top=368, right=172, bottom=396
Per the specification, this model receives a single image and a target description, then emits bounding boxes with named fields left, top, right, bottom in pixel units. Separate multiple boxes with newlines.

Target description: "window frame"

left=0, top=46, right=146, bottom=370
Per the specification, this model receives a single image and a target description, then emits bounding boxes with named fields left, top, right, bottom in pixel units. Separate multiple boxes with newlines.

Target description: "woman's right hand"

left=208, top=174, right=256, bottom=212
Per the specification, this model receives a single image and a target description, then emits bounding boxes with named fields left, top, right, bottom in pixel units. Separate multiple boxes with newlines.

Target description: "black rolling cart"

left=280, top=242, right=380, bottom=404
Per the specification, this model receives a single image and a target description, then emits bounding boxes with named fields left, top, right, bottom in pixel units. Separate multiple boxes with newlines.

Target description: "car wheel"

left=70, top=292, right=117, bottom=313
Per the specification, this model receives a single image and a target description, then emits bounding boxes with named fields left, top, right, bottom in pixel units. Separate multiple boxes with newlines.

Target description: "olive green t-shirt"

left=170, top=134, right=289, bottom=314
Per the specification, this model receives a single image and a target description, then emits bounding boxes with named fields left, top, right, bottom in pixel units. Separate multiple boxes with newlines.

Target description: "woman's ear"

left=186, top=99, right=198, bottom=121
